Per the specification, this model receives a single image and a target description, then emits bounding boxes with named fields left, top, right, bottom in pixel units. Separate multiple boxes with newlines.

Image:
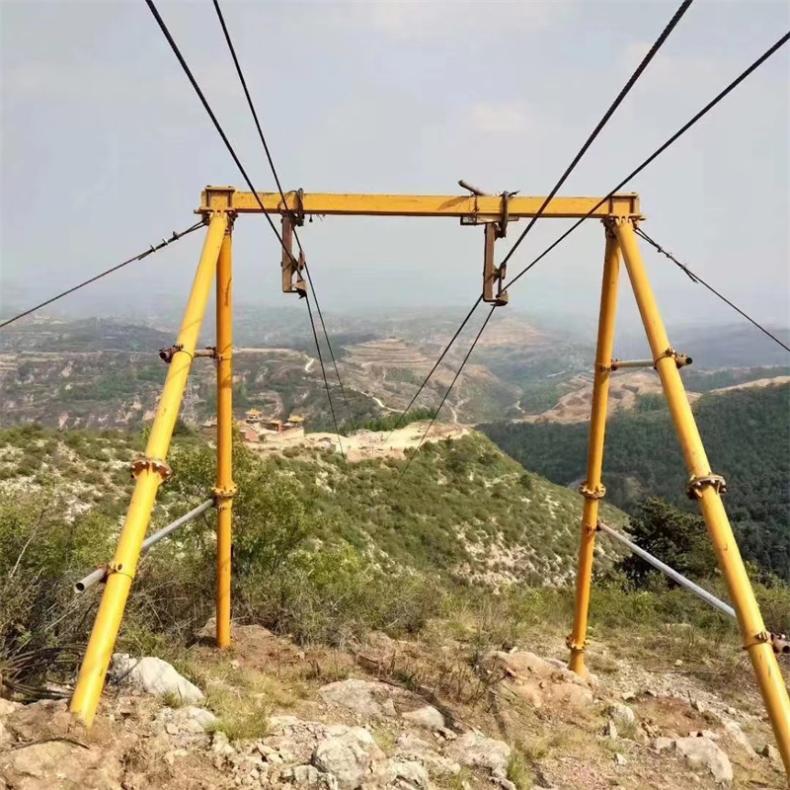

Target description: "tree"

left=617, top=498, right=717, bottom=588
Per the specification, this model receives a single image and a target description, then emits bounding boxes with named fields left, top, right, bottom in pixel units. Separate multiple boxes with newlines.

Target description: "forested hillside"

left=481, top=383, right=790, bottom=580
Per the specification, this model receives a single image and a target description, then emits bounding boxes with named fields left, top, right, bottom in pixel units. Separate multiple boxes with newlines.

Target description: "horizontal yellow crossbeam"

left=198, top=186, right=641, bottom=220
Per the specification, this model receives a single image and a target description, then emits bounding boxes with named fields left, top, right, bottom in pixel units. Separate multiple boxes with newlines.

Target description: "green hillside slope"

left=0, top=426, right=626, bottom=593
left=480, top=383, right=790, bottom=579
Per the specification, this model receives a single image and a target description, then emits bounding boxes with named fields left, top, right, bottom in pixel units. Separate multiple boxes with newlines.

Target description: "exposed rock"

left=395, top=732, right=460, bottom=777
left=157, top=704, right=218, bottom=736
left=721, top=720, right=754, bottom=756
left=0, top=722, right=9, bottom=750
left=674, top=736, right=733, bottom=785
left=111, top=653, right=204, bottom=704
left=401, top=706, right=444, bottom=732
left=485, top=650, right=593, bottom=710
left=287, top=763, right=336, bottom=787
left=319, top=679, right=392, bottom=718
left=445, top=732, right=511, bottom=776
left=652, top=736, right=674, bottom=752
left=609, top=702, right=636, bottom=727
left=312, top=726, right=386, bottom=788
left=614, top=752, right=627, bottom=766
left=212, top=730, right=236, bottom=756
left=0, top=701, right=21, bottom=718
left=387, top=758, right=430, bottom=788
left=604, top=720, right=618, bottom=740
left=759, top=743, right=782, bottom=769
left=0, top=739, right=124, bottom=789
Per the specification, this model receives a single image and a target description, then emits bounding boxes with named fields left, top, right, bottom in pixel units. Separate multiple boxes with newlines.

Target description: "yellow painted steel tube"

left=215, top=227, right=234, bottom=649
left=70, top=213, right=227, bottom=726
left=568, top=228, right=621, bottom=677
left=615, top=218, right=790, bottom=776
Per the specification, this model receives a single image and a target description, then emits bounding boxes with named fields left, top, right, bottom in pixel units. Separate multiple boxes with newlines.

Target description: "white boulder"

left=111, top=653, right=204, bottom=704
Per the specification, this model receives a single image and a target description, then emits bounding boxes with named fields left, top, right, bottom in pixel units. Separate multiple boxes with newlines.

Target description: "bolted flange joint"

left=130, top=456, right=172, bottom=481
left=579, top=482, right=606, bottom=501
left=213, top=484, right=237, bottom=499
left=213, top=484, right=237, bottom=511
left=686, top=473, right=727, bottom=500
left=566, top=634, right=585, bottom=652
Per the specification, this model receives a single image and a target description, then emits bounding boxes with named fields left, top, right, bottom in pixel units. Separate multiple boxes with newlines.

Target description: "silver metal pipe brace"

left=610, top=358, right=654, bottom=370
left=74, top=499, right=214, bottom=593
left=597, top=521, right=736, bottom=619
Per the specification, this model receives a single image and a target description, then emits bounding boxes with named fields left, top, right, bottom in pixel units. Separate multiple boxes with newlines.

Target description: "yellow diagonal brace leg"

left=615, top=216, right=790, bottom=777
left=568, top=225, right=621, bottom=676
left=70, top=212, right=228, bottom=727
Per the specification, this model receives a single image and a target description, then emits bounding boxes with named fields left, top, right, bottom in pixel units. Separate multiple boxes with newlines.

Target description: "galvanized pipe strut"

left=74, top=499, right=214, bottom=593
left=596, top=521, right=735, bottom=618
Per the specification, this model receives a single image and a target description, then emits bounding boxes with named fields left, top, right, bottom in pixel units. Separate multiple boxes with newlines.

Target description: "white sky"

left=1, top=0, right=788, bottom=334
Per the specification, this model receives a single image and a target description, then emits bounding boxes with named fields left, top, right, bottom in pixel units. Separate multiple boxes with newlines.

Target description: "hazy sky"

left=1, top=0, right=788, bottom=335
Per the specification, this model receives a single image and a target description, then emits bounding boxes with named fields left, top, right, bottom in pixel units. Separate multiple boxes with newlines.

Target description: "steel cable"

left=389, top=0, right=696, bottom=442
left=146, top=0, right=347, bottom=452
left=0, top=221, right=205, bottom=330
left=635, top=227, right=790, bottom=354
left=398, top=305, right=496, bottom=479
left=211, top=0, right=350, bottom=415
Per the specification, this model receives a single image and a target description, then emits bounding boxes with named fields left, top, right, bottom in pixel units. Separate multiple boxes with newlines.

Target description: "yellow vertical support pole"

left=614, top=217, right=790, bottom=776
left=215, top=221, right=235, bottom=648
left=70, top=212, right=228, bottom=726
left=568, top=224, right=621, bottom=676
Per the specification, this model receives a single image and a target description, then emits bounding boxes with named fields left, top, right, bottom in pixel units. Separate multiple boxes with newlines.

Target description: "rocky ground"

left=0, top=622, right=785, bottom=789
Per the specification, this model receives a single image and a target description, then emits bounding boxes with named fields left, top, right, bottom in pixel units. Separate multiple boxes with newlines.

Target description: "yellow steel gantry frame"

left=69, top=186, right=790, bottom=777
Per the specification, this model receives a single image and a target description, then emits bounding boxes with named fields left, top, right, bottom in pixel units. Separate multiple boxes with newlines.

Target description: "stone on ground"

left=400, top=705, right=444, bottom=732
left=312, top=725, right=386, bottom=788
left=445, top=731, right=511, bottom=776
left=111, top=653, right=204, bottom=704
left=319, top=678, right=392, bottom=718
left=674, top=735, right=733, bottom=785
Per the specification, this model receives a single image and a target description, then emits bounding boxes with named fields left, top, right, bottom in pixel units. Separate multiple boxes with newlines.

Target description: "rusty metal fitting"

left=686, top=473, right=727, bottom=500
left=289, top=188, right=306, bottom=227
left=194, top=346, right=217, bottom=359
left=584, top=522, right=598, bottom=535
left=771, top=632, right=790, bottom=655
left=106, top=561, right=134, bottom=581
left=213, top=484, right=238, bottom=500
left=742, top=631, right=772, bottom=651
left=130, top=456, right=173, bottom=481
left=565, top=634, right=585, bottom=652
left=579, top=482, right=606, bottom=500
left=653, top=347, right=693, bottom=369
left=158, top=344, right=193, bottom=364
left=602, top=217, right=618, bottom=238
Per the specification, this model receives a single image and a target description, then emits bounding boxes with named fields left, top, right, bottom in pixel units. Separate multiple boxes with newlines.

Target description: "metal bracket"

left=158, top=344, right=184, bottom=364
left=482, top=223, right=510, bottom=306
left=686, top=473, right=727, bottom=499
left=458, top=182, right=518, bottom=307
left=579, top=482, right=606, bottom=500
left=130, top=457, right=173, bottom=482
left=654, top=347, right=693, bottom=369
left=281, top=215, right=307, bottom=297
